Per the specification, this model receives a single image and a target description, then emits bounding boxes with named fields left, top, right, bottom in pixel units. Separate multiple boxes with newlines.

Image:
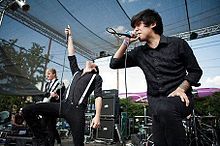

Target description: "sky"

left=0, top=11, right=220, bottom=94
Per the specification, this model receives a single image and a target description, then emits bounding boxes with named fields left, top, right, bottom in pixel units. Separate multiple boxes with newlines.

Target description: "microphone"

left=117, top=32, right=134, bottom=38
left=66, top=33, right=69, bottom=44
left=106, top=27, right=136, bottom=38
left=66, top=25, right=70, bottom=44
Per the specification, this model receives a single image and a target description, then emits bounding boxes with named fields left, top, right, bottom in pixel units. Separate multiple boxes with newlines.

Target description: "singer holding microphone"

left=110, top=9, right=202, bottom=146
left=22, top=25, right=103, bottom=146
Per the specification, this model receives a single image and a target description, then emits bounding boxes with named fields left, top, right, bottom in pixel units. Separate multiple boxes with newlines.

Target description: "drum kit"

left=133, top=111, right=219, bottom=146
left=133, top=115, right=154, bottom=146
left=183, top=110, right=219, bottom=146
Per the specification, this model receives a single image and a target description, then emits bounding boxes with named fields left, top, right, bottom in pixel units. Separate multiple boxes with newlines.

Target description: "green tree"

left=194, top=92, right=220, bottom=117
left=120, top=98, right=147, bottom=118
left=0, top=95, right=24, bottom=112
left=0, top=39, right=48, bottom=111
left=0, top=39, right=47, bottom=85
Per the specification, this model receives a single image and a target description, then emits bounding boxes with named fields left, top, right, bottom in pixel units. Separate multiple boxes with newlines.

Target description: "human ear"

left=150, top=22, right=156, bottom=28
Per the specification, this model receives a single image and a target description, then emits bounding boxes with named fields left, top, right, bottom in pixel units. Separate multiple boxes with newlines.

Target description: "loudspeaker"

left=102, top=89, right=118, bottom=98
left=96, top=118, right=115, bottom=141
left=101, top=89, right=119, bottom=118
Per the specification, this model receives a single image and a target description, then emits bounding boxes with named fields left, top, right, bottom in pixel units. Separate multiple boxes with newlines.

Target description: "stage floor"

left=60, top=137, right=125, bottom=146
left=0, top=135, right=130, bottom=146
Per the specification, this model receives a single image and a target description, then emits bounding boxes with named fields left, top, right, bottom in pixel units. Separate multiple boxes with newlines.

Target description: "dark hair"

left=131, top=9, right=163, bottom=35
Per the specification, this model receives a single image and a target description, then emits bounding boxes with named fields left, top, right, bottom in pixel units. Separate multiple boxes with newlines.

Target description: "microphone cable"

left=124, top=45, right=129, bottom=142
left=106, top=27, right=132, bottom=101
left=58, top=36, right=68, bottom=115
left=105, top=27, right=129, bottom=101
left=124, top=48, right=128, bottom=106
left=106, top=27, right=134, bottom=140
left=106, top=27, right=133, bottom=38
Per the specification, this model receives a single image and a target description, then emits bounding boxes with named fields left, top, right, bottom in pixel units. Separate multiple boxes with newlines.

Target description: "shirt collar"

left=159, top=35, right=168, bottom=45
left=50, top=78, right=56, bottom=84
left=143, top=34, right=168, bottom=49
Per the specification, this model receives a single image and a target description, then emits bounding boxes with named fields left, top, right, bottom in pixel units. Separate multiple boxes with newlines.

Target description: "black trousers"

left=22, top=100, right=86, bottom=146
left=42, top=116, right=61, bottom=145
left=148, top=96, right=193, bottom=146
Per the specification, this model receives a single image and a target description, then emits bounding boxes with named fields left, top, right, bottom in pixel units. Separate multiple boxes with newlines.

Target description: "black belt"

left=63, top=99, right=86, bottom=109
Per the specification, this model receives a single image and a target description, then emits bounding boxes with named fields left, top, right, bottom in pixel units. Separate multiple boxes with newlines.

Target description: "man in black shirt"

left=22, top=25, right=103, bottom=146
left=110, top=9, right=202, bottom=146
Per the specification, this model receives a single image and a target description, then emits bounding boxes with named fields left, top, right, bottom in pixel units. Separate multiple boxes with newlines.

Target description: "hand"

left=90, top=116, right=100, bottom=129
left=168, top=87, right=189, bottom=107
left=130, top=34, right=139, bottom=44
left=129, top=31, right=139, bottom=43
left=50, top=92, right=59, bottom=99
left=65, top=25, right=72, bottom=36
left=122, top=34, right=139, bottom=47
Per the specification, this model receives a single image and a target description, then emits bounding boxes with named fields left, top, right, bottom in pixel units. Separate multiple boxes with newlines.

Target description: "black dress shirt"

left=110, top=35, right=202, bottom=97
left=66, top=55, right=103, bottom=105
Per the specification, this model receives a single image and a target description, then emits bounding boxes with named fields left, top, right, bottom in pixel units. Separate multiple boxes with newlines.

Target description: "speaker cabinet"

left=96, top=118, right=115, bottom=141
left=102, top=89, right=118, bottom=98
left=101, top=89, right=119, bottom=118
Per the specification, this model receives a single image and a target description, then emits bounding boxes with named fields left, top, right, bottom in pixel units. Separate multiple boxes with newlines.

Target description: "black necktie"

left=47, top=81, right=52, bottom=92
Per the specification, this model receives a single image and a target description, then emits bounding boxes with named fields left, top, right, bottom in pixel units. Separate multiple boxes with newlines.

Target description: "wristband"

left=122, top=38, right=130, bottom=47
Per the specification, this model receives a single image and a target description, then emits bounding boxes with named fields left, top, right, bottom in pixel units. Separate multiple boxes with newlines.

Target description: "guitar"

left=42, top=85, right=63, bottom=103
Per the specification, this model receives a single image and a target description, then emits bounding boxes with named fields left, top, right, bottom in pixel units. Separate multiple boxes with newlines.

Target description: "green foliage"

left=194, top=92, right=220, bottom=117
left=25, top=43, right=47, bottom=84
left=120, top=98, right=148, bottom=117
left=0, top=95, right=25, bottom=112
left=119, top=93, right=220, bottom=119
left=0, top=39, right=48, bottom=112
left=0, top=39, right=47, bottom=85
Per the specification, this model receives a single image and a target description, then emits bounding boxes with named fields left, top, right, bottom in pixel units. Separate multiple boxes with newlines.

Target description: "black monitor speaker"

left=101, top=89, right=119, bottom=118
left=96, top=118, right=115, bottom=141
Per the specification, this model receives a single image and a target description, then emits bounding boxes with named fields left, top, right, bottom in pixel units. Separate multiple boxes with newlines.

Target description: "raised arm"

left=113, top=34, right=138, bottom=59
left=64, top=25, right=80, bottom=75
left=65, top=25, right=75, bottom=56
left=110, top=33, right=139, bottom=69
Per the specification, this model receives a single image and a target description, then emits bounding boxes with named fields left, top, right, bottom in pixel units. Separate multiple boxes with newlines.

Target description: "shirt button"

left=157, top=77, right=160, bottom=80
